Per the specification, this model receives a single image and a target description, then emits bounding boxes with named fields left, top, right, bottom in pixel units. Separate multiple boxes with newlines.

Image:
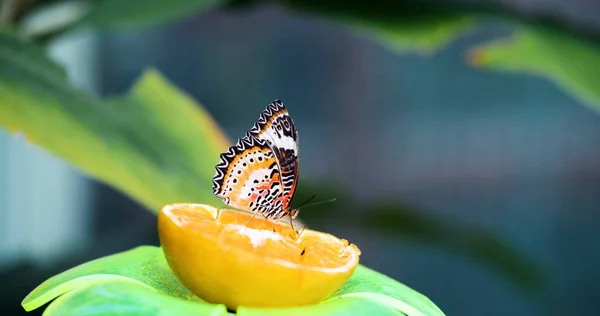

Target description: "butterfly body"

left=212, top=100, right=300, bottom=221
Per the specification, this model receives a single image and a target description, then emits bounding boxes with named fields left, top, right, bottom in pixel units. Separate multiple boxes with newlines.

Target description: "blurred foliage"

left=269, top=0, right=478, bottom=54
left=9, top=0, right=600, bottom=111
left=23, top=246, right=444, bottom=315
left=359, top=204, right=543, bottom=292
left=272, top=0, right=600, bottom=112
left=268, top=0, right=476, bottom=54
left=83, top=0, right=225, bottom=29
left=0, top=30, right=227, bottom=211
left=361, top=15, right=474, bottom=54
left=469, top=25, right=600, bottom=112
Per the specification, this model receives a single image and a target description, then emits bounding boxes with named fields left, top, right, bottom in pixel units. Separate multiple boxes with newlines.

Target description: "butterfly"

left=212, top=100, right=301, bottom=226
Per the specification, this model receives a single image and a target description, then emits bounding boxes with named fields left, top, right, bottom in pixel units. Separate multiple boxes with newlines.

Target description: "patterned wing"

left=247, top=100, right=299, bottom=210
left=212, top=133, right=287, bottom=218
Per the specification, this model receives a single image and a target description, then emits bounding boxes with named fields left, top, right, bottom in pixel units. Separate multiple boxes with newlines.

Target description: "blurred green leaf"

left=358, top=203, right=544, bottom=293
left=24, top=246, right=444, bottom=315
left=361, top=15, right=474, bottom=55
left=0, top=29, right=228, bottom=212
left=270, top=0, right=600, bottom=113
left=273, top=0, right=476, bottom=54
left=83, top=0, right=225, bottom=29
left=469, top=25, right=600, bottom=112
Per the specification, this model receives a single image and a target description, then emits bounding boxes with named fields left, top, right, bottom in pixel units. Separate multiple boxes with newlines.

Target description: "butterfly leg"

left=244, top=212, right=260, bottom=226
left=289, top=215, right=308, bottom=240
left=296, top=226, right=307, bottom=240
left=271, top=215, right=292, bottom=232
left=272, top=217, right=282, bottom=232
left=288, top=215, right=296, bottom=232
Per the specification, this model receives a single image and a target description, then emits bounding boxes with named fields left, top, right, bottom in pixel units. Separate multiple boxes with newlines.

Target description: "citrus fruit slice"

left=158, top=203, right=361, bottom=310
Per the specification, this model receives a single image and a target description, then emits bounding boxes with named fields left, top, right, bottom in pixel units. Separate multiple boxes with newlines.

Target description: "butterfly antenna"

left=298, top=198, right=337, bottom=209
left=295, top=194, right=316, bottom=209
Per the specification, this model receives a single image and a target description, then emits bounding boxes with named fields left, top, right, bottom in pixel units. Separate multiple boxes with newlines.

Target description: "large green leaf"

left=23, top=246, right=444, bottom=315
left=360, top=14, right=475, bottom=54
left=83, top=0, right=225, bottom=29
left=276, top=0, right=476, bottom=54
left=0, top=29, right=228, bottom=212
left=469, top=25, right=600, bottom=112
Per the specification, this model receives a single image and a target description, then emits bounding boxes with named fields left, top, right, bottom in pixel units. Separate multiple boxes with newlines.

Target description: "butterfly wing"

left=212, top=133, right=287, bottom=218
left=248, top=100, right=299, bottom=211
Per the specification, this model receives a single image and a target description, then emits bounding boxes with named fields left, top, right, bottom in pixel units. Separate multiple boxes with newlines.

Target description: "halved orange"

left=158, top=203, right=361, bottom=310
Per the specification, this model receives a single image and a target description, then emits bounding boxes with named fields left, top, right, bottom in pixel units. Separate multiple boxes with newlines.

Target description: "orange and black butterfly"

left=212, top=100, right=301, bottom=223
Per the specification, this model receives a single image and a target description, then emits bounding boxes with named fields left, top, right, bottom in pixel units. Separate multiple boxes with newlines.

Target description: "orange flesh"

left=172, top=205, right=356, bottom=268
left=158, top=203, right=360, bottom=309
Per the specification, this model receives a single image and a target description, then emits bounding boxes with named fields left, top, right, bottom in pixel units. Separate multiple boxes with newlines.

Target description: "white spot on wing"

left=263, top=123, right=296, bottom=152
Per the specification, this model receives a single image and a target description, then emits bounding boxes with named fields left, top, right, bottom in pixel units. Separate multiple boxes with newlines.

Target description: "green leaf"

left=83, top=0, right=225, bottom=29
left=469, top=25, right=600, bottom=112
left=23, top=246, right=444, bottom=315
left=356, top=204, right=544, bottom=293
left=0, top=29, right=228, bottom=212
left=276, top=1, right=476, bottom=54
left=362, top=14, right=475, bottom=55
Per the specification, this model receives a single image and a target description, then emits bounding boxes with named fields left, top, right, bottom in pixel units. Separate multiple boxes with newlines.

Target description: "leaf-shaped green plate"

left=23, top=246, right=444, bottom=315
left=42, top=280, right=227, bottom=316
left=21, top=246, right=200, bottom=311
left=0, top=29, right=228, bottom=212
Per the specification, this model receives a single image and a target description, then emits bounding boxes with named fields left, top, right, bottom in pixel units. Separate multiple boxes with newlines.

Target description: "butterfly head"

left=288, top=196, right=337, bottom=219
left=288, top=208, right=300, bottom=219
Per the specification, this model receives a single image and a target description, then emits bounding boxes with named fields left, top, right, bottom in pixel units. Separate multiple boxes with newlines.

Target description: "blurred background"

left=1, top=0, right=600, bottom=315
